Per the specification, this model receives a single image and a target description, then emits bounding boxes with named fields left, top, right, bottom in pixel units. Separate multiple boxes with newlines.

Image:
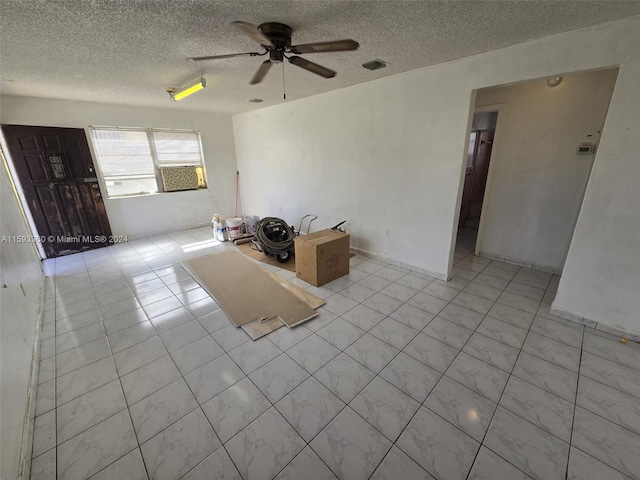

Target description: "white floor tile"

left=350, top=377, right=419, bottom=441
left=140, top=408, right=220, bottom=480
left=397, top=407, right=480, bottom=480
left=226, top=408, right=306, bottom=480
left=311, top=407, right=392, bottom=480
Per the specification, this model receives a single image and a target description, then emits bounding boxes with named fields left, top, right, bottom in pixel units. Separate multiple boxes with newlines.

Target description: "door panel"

left=35, top=185, right=66, bottom=234
left=18, top=135, right=38, bottom=151
left=470, top=130, right=494, bottom=208
left=25, top=154, right=47, bottom=180
left=2, top=124, right=113, bottom=258
left=459, top=129, right=495, bottom=228
left=459, top=171, right=474, bottom=228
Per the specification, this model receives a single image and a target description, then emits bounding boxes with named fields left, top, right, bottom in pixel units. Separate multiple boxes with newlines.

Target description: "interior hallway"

left=30, top=226, right=640, bottom=480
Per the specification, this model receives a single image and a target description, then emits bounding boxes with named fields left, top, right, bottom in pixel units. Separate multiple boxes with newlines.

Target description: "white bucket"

left=244, top=215, right=260, bottom=235
left=226, top=217, right=243, bottom=239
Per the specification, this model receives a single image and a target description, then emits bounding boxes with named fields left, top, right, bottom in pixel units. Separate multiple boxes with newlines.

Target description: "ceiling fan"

left=188, top=21, right=359, bottom=85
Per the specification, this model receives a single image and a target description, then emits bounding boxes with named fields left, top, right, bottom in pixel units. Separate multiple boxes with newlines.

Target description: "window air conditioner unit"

left=160, top=166, right=199, bottom=192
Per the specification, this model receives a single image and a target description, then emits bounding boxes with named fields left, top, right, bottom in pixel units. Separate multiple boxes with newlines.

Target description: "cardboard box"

left=295, top=229, right=350, bottom=287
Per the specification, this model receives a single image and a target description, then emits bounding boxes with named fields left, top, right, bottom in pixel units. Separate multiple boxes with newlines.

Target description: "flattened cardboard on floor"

left=241, top=317, right=285, bottom=340
left=240, top=268, right=326, bottom=339
left=263, top=269, right=325, bottom=310
left=184, top=251, right=318, bottom=328
left=236, top=241, right=296, bottom=272
left=295, top=229, right=350, bottom=287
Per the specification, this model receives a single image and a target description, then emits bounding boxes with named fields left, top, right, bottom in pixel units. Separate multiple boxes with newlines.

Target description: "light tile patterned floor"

left=30, top=227, right=640, bottom=480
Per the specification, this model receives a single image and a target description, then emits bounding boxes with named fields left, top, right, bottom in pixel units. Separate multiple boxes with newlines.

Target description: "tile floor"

left=29, top=226, right=640, bottom=480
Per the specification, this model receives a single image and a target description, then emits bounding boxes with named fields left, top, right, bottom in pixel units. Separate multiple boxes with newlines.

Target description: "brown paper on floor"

left=263, top=269, right=325, bottom=310
left=235, top=241, right=296, bottom=272
left=241, top=270, right=326, bottom=339
left=241, top=317, right=286, bottom=340
left=184, top=250, right=318, bottom=330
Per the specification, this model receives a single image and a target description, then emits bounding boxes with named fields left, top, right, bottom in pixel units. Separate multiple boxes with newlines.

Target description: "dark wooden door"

left=2, top=125, right=113, bottom=258
left=459, top=170, right=474, bottom=228
left=470, top=130, right=494, bottom=209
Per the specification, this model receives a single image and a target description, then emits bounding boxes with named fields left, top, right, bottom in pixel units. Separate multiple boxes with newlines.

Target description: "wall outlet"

left=385, top=228, right=391, bottom=238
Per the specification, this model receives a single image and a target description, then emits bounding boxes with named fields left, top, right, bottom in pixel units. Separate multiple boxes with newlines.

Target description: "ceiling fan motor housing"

left=269, top=50, right=285, bottom=63
left=258, top=22, right=293, bottom=49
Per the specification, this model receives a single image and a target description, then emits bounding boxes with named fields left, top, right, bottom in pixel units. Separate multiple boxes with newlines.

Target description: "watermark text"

left=1, top=235, right=128, bottom=244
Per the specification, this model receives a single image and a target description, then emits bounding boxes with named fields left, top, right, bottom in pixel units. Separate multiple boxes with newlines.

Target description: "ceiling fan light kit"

left=167, top=77, right=206, bottom=101
left=187, top=21, right=359, bottom=86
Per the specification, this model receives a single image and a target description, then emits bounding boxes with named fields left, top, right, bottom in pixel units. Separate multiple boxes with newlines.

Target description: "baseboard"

left=17, top=278, right=46, bottom=480
left=477, top=251, right=562, bottom=275
left=349, top=248, right=448, bottom=281
left=548, top=305, right=597, bottom=328
left=113, top=221, right=212, bottom=243
left=550, top=305, right=640, bottom=343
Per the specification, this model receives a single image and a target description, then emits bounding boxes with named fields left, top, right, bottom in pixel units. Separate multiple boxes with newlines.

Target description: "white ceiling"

left=1, top=1, right=639, bottom=114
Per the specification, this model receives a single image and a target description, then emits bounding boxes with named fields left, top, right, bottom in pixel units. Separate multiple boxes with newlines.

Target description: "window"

left=90, top=127, right=206, bottom=197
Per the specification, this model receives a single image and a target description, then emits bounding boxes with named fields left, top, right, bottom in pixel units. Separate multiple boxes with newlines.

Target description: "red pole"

left=234, top=170, right=239, bottom=217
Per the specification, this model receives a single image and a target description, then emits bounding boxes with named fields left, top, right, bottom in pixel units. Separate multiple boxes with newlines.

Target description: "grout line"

left=52, top=276, right=59, bottom=480
left=453, top=249, right=562, bottom=479
left=457, top=269, right=540, bottom=480
left=87, top=266, right=152, bottom=480
left=565, top=324, right=586, bottom=480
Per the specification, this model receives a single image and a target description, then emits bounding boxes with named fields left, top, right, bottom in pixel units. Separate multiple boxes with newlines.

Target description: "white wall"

left=233, top=70, right=473, bottom=277
left=0, top=158, right=44, bottom=480
left=553, top=56, right=640, bottom=334
left=475, top=68, right=618, bottom=271
left=0, top=96, right=239, bottom=239
left=233, top=16, right=640, bottom=334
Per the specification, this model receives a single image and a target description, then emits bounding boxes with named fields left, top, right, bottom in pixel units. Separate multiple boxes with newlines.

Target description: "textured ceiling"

left=1, top=1, right=639, bottom=114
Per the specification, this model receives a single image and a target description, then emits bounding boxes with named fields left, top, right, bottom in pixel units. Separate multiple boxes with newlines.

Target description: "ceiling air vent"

left=362, top=59, right=387, bottom=71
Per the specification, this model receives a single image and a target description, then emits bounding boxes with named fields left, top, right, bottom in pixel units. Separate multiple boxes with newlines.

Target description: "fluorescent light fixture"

left=169, top=78, right=206, bottom=101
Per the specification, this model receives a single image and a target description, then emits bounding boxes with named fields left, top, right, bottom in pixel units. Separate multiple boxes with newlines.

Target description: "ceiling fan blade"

left=289, top=39, right=359, bottom=54
left=288, top=56, right=336, bottom=79
left=231, top=21, right=275, bottom=47
left=250, top=60, right=273, bottom=85
left=187, top=52, right=258, bottom=62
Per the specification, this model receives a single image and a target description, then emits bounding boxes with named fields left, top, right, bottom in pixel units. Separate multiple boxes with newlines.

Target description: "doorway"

left=458, top=111, right=497, bottom=230
left=2, top=125, right=113, bottom=258
left=456, top=68, right=618, bottom=275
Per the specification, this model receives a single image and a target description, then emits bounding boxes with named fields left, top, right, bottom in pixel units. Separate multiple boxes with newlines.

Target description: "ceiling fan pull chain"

left=282, top=62, right=286, bottom=100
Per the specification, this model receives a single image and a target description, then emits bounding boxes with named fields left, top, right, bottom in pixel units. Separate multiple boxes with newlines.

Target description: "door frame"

left=471, top=103, right=505, bottom=256
left=0, top=133, right=47, bottom=259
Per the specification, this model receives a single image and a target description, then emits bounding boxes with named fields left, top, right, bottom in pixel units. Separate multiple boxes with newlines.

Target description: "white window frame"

left=89, top=126, right=207, bottom=198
